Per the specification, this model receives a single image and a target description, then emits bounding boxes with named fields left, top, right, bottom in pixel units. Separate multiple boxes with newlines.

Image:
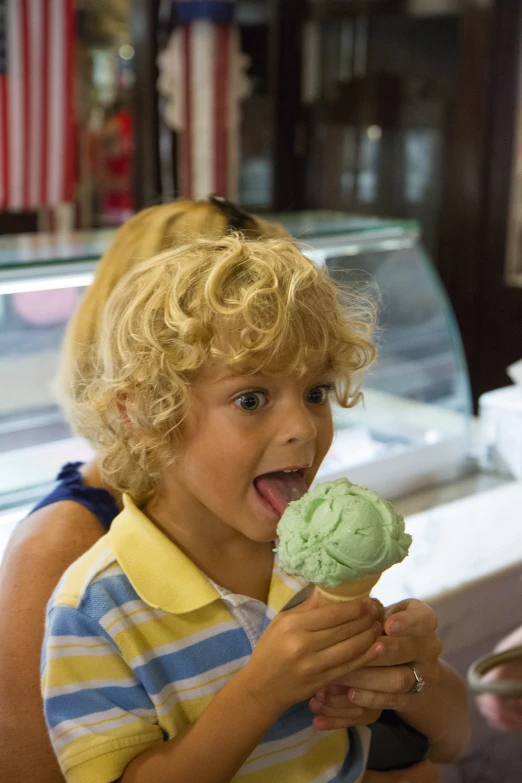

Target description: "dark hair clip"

left=209, top=194, right=253, bottom=232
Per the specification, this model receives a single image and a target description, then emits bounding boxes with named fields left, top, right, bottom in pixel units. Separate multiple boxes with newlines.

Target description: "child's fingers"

left=313, top=690, right=366, bottom=712
left=317, top=682, right=346, bottom=697
left=313, top=693, right=353, bottom=711
left=309, top=696, right=381, bottom=727
left=313, top=615, right=380, bottom=652
left=325, top=640, right=386, bottom=683
left=309, top=696, right=364, bottom=719
left=347, top=686, right=409, bottom=711
left=299, top=597, right=378, bottom=631
left=312, top=711, right=380, bottom=731
left=317, top=625, right=383, bottom=671
left=313, top=714, right=360, bottom=731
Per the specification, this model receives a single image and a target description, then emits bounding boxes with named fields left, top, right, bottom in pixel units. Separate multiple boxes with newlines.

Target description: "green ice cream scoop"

left=276, top=478, right=412, bottom=588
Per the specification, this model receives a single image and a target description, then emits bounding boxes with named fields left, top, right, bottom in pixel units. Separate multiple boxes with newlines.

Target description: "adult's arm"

left=395, top=659, right=469, bottom=763
left=0, top=502, right=105, bottom=783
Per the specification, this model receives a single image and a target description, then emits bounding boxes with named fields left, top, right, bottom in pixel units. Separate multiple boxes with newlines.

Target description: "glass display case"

left=279, top=212, right=472, bottom=500
left=0, top=213, right=472, bottom=510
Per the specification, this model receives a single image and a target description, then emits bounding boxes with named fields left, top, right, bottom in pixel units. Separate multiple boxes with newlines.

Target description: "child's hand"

left=309, top=683, right=381, bottom=729
left=310, top=599, right=442, bottom=728
left=243, top=590, right=385, bottom=714
left=362, top=760, right=439, bottom=783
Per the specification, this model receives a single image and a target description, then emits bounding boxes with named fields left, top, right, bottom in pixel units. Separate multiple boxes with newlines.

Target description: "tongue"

left=255, top=472, right=308, bottom=517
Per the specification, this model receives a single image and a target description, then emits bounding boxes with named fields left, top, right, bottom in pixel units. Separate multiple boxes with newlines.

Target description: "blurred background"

left=2, top=0, right=522, bottom=399
left=1, top=1, right=522, bottom=779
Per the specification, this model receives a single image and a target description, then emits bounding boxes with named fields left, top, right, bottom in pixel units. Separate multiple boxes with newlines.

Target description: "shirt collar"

left=110, top=495, right=310, bottom=615
left=266, top=556, right=311, bottom=613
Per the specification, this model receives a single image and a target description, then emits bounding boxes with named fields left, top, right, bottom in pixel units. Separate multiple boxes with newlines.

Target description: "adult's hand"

left=475, top=624, right=522, bottom=732
left=362, top=760, right=439, bottom=783
left=310, top=599, right=442, bottom=729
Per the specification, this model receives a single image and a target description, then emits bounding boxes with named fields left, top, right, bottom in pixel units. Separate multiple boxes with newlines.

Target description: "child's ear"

left=116, top=395, right=133, bottom=429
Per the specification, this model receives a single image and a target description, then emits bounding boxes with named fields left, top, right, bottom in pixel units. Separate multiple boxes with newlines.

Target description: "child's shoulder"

left=49, top=533, right=135, bottom=623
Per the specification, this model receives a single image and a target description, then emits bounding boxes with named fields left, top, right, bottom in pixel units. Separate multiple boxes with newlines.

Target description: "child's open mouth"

left=253, top=468, right=309, bottom=517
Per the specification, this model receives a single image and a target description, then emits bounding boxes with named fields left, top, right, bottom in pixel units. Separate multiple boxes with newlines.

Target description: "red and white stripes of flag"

left=158, top=0, right=249, bottom=201
left=0, top=0, right=76, bottom=212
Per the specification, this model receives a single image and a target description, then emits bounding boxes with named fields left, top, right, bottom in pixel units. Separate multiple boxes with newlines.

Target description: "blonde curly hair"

left=72, top=235, right=376, bottom=504
left=57, top=198, right=287, bottom=421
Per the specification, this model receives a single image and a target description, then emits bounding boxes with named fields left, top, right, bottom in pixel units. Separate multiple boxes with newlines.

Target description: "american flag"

left=0, top=0, right=76, bottom=212
left=158, top=0, right=247, bottom=200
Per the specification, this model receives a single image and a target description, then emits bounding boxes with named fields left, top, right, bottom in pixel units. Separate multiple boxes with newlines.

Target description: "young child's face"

left=163, top=362, right=335, bottom=543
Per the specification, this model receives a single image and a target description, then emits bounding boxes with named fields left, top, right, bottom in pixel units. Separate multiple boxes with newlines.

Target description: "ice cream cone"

left=276, top=478, right=411, bottom=622
left=315, top=573, right=382, bottom=607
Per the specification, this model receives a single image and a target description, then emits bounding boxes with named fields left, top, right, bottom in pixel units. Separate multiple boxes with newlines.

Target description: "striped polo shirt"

left=41, top=495, right=370, bottom=783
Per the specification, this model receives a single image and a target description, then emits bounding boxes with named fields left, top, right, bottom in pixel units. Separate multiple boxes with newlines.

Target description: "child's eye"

left=307, top=384, right=334, bottom=405
left=234, top=391, right=268, bottom=412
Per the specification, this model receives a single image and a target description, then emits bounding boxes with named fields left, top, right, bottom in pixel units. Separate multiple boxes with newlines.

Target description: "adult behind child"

left=0, top=199, right=287, bottom=783
left=41, top=236, right=469, bottom=782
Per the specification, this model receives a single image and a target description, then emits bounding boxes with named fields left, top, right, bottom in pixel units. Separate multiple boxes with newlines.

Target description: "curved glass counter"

left=0, top=212, right=472, bottom=509
left=274, top=212, right=472, bottom=499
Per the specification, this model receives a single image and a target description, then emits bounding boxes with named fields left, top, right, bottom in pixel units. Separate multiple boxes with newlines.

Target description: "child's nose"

left=280, top=404, right=317, bottom=444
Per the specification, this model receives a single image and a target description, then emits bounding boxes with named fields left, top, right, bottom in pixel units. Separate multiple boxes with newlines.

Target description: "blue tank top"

left=31, top=462, right=119, bottom=532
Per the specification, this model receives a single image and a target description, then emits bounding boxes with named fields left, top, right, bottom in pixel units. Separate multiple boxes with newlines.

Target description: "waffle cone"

left=316, top=573, right=382, bottom=606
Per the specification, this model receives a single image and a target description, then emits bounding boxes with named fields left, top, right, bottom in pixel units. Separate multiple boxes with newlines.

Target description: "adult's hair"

left=57, top=197, right=287, bottom=420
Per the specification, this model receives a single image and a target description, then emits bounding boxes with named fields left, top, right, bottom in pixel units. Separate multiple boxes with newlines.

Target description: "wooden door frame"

left=478, top=0, right=522, bottom=396
left=130, top=0, right=162, bottom=211
left=437, top=0, right=522, bottom=403
left=269, top=0, right=308, bottom=211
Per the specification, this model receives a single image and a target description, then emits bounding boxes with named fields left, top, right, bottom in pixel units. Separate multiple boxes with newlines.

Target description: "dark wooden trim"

left=477, top=0, right=522, bottom=395
left=0, top=211, right=38, bottom=234
left=269, top=0, right=307, bottom=210
left=436, top=1, right=495, bottom=404
left=481, top=0, right=522, bottom=290
left=307, top=0, right=464, bottom=20
left=130, top=0, right=162, bottom=210
left=438, top=0, right=522, bottom=402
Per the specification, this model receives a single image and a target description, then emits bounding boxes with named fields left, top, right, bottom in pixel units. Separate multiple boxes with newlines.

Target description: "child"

left=41, top=236, right=467, bottom=783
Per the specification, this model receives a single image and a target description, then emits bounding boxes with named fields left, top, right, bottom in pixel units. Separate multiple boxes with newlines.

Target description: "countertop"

left=373, top=474, right=522, bottom=655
